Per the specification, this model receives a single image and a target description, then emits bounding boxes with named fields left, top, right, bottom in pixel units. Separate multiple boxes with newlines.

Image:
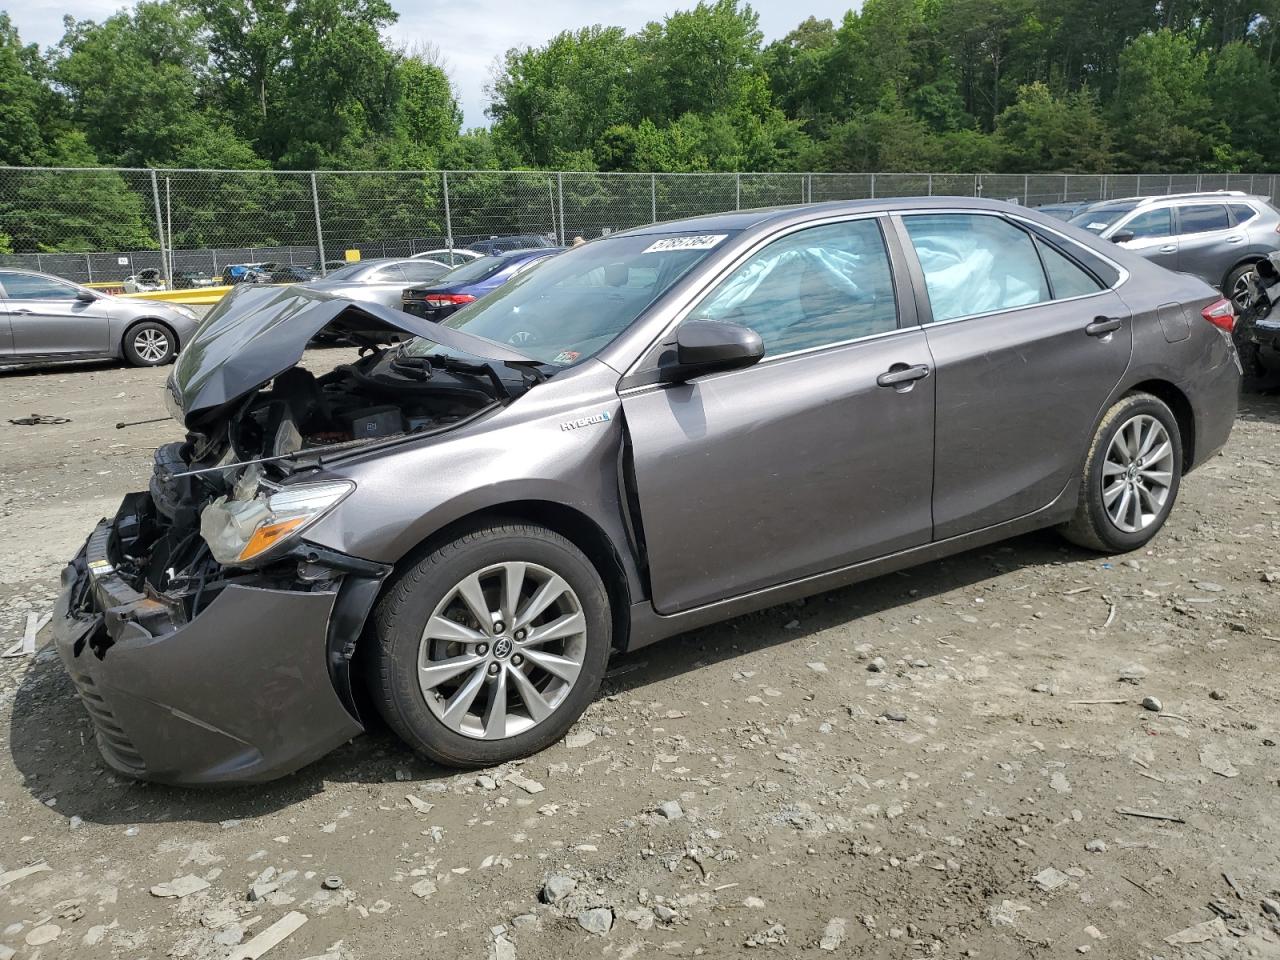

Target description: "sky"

left=6, top=0, right=856, bottom=127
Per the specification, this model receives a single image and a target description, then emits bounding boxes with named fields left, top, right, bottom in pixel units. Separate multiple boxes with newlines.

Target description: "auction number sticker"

left=643, top=234, right=727, bottom=254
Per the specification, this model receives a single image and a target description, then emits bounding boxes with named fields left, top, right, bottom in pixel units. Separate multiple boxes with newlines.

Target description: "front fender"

left=301, top=360, right=642, bottom=592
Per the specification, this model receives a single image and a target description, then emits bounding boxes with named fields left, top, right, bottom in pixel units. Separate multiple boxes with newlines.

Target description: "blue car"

left=400, top=248, right=559, bottom=322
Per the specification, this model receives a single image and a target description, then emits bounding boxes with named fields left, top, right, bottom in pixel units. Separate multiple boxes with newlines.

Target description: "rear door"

left=621, top=216, right=936, bottom=614
left=1173, top=203, right=1237, bottom=287
left=896, top=212, right=1132, bottom=540
left=0, top=271, right=112, bottom=357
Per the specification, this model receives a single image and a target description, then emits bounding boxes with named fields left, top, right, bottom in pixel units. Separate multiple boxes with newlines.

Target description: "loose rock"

left=577, top=907, right=613, bottom=936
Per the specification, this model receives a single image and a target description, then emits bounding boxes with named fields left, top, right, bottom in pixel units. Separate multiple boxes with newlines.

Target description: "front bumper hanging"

left=52, top=507, right=373, bottom=786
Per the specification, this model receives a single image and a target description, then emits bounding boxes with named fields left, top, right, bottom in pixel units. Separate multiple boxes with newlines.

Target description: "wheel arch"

left=1222, top=256, right=1264, bottom=292
left=383, top=500, right=634, bottom=653
left=120, top=316, right=179, bottom=359
left=1125, top=379, right=1195, bottom=473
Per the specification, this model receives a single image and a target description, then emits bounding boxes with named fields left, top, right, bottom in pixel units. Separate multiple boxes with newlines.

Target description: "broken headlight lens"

left=199, top=478, right=354, bottom=566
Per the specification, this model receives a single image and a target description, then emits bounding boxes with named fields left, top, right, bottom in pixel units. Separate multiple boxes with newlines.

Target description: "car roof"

left=612, top=195, right=1061, bottom=239
left=491, top=247, right=559, bottom=261
left=0, top=266, right=83, bottom=284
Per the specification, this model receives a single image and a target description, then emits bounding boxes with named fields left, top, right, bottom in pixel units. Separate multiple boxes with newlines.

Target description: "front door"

left=1113, top=206, right=1179, bottom=272
left=0, top=271, right=111, bottom=357
left=621, top=216, right=936, bottom=614
left=896, top=212, right=1133, bottom=540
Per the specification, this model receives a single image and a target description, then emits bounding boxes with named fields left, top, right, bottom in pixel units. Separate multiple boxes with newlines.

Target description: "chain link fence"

left=2, top=166, right=1278, bottom=284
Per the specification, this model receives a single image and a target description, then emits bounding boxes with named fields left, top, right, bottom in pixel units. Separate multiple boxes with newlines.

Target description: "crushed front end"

left=53, top=482, right=386, bottom=785
left=51, top=288, right=539, bottom=785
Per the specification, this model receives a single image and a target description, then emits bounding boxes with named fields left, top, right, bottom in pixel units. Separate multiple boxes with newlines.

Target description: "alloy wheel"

left=1102, top=414, right=1175, bottom=534
left=417, top=561, right=587, bottom=740
left=133, top=328, right=170, bottom=363
left=1231, top=268, right=1257, bottom=313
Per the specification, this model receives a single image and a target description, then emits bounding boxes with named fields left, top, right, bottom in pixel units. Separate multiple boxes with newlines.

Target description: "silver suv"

left=1070, top=191, right=1280, bottom=304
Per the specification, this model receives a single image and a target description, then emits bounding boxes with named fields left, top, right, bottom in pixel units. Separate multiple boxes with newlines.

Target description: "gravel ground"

left=1, top=358, right=1279, bottom=960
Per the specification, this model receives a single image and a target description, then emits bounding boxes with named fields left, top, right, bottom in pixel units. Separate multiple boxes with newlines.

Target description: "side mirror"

left=1110, top=230, right=1135, bottom=244
left=660, top=319, right=764, bottom=383
left=75, top=289, right=97, bottom=302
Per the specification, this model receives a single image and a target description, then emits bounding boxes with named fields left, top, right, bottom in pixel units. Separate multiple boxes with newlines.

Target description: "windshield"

left=1069, top=203, right=1137, bottom=234
left=402, top=231, right=737, bottom=366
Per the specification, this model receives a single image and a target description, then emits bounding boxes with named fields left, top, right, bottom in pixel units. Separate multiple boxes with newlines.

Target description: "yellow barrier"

left=116, top=285, right=233, bottom=305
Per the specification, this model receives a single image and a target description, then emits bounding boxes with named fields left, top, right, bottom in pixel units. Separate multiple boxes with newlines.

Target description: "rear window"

left=323, top=262, right=372, bottom=281
left=1176, top=204, right=1230, bottom=234
left=1230, top=203, right=1258, bottom=226
left=436, top=255, right=509, bottom=285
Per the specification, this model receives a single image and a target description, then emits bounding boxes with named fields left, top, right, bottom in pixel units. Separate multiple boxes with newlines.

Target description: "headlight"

left=199, top=477, right=354, bottom=566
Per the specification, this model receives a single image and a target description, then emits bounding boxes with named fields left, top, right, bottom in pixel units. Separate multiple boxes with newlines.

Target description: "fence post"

left=807, top=172, right=813, bottom=203
left=870, top=173, right=876, bottom=199
left=735, top=173, right=741, bottom=210
left=1167, top=173, right=1173, bottom=195
left=310, top=172, right=327, bottom=275
left=165, top=176, right=174, bottom=274
left=1024, top=174, right=1030, bottom=205
left=557, top=172, right=565, bottom=245
left=651, top=174, right=657, bottom=223
left=149, top=169, right=170, bottom=285
left=85, top=254, right=93, bottom=284
left=927, top=173, right=933, bottom=196
left=1102, top=174, right=1109, bottom=199
left=442, top=171, right=454, bottom=250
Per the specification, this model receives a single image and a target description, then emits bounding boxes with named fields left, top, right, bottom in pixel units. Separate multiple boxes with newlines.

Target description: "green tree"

left=54, top=3, right=229, bottom=166
left=0, top=14, right=49, bottom=165
left=1112, top=29, right=1214, bottom=170
left=995, top=81, right=1113, bottom=171
left=490, top=25, right=638, bottom=167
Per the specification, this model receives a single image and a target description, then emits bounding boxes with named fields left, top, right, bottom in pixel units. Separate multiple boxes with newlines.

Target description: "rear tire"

left=1225, top=262, right=1258, bottom=314
left=122, top=321, right=176, bottom=366
left=1059, top=393, right=1182, bottom=553
left=368, top=524, right=611, bottom=768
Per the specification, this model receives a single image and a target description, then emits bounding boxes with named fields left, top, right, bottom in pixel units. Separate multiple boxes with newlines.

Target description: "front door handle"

left=1085, top=316, right=1123, bottom=337
left=877, top=363, right=931, bottom=388
left=12, top=308, right=33, bottom=315
left=1225, top=235, right=1245, bottom=244
left=1159, top=244, right=1177, bottom=254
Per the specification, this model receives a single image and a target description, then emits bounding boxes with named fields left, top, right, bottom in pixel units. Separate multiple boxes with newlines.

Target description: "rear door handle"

left=877, top=363, right=931, bottom=387
left=12, top=308, right=32, bottom=315
left=1226, top=235, right=1245, bottom=244
left=1159, top=244, right=1177, bottom=254
left=1085, top=316, right=1123, bottom=337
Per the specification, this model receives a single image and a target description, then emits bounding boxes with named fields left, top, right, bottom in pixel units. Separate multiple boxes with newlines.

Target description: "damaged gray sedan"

left=52, top=198, right=1240, bottom=784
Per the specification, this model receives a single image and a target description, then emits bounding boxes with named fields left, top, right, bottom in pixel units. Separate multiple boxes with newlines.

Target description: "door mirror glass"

left=1110, top=229, right=1135, bottom=244
left=662, top=320, right=763, bottom=382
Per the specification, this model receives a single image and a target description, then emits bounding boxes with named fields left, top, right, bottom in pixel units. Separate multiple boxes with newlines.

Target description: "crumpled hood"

left=166, top=284, right=532, bottom=427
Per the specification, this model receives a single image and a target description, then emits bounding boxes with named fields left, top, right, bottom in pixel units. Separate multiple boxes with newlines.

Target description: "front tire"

left=123, top=321, right=176, bottom=366
left=369, top=524, right=611, bottom=768
left=1059, top=392, right=1182, bottom=553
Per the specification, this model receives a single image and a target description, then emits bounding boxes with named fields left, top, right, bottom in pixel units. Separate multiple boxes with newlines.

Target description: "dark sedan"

left=401, top=248, right=559, bottom=322
left=52, top=197, right=1239, bottom=784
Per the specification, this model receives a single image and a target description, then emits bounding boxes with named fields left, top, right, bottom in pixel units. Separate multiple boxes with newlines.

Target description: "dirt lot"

left=1, top=357, right=1278, bottom=960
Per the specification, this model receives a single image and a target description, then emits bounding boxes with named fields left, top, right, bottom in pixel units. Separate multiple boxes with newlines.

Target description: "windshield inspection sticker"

left=643, top=234, right=727, bottom=254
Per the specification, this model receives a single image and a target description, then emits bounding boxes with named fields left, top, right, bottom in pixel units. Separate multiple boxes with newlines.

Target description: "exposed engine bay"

left=106, top=345, right=514, bottom=621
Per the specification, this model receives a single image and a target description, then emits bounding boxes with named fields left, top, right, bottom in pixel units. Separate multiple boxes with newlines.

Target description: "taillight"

left=1201, top=298, right=1235, bottom=333
left=424, top=293, right=476, bottom=308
